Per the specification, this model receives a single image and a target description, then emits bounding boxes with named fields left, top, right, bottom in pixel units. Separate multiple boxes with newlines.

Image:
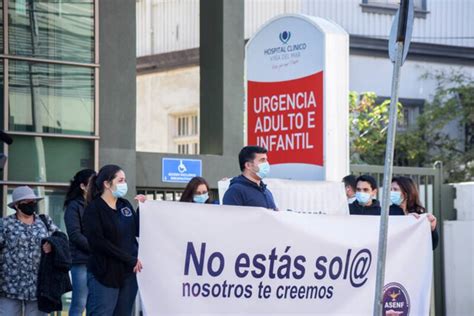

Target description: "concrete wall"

left=452, top=182, right=474, bottom=220
left=444, top=182, right=474, bottom=316
left=99, top=0, right=137, bottom=198
left=350, top=55, right=471, bottom=100
left=136, top=67, right=199, bottom=153
left=444, top=221, right=474, bottom=316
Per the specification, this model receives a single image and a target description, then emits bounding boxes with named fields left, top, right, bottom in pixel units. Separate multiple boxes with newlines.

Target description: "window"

left=375, top=97, right=423, bottom=131
left=8, top=135, right=94, bottom=183
left=8, top=0, right=95, bottom=63
left=397, top=108, right=410, bottom=130
left=458, top=93, right=474, bottom=151
left=1, top=1, right=98, bottom=221
left=177, top=142, right=199, bottom=155
left=466, top=123, right=473, bottom=151
left=178, top=144, right=189, bottom=154
left=192, top=115, right=198, bottom=135
left=8, top=61, right=95, bottom=135
left=176, top=114, right=198, bottom=137
left=178, top=116, right=189, bottom=136
left=174, top=113, right=199, bottom=154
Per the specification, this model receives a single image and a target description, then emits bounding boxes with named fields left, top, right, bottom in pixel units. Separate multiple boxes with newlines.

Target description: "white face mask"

left=356, top=192, right=372, bottom=205
left=254, top=162, right=271, bottom=179
left=390, top=191, right=403, bottom=206
left=193, top=192, right=209, bottom=204
left=112, top=183, right=128, bottom=198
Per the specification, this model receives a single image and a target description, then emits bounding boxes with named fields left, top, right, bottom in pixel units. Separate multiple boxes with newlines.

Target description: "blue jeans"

left=69, top=264, right=88, bottom=316
left=0, top=297, right=46, bottom=316
left=86, top=272, right=137, bottom=316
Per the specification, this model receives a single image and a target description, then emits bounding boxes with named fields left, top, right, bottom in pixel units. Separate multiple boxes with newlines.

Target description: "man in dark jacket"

left=223, top=146, right=277, bottom=210
left=349, top=175, right=404, bottom=216
left=349, top=175, right=382, bottom=215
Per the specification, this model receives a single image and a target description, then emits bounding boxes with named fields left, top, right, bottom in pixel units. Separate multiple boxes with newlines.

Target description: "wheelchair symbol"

left=178, top=160, right=187, bottom=173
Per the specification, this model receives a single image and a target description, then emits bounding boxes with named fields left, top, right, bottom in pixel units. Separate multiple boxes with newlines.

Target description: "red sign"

left=247, top=71, right=324, bottom=166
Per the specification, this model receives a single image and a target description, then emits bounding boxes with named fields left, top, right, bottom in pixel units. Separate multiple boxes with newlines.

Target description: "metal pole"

left=372, top=41, right=404, bottom=316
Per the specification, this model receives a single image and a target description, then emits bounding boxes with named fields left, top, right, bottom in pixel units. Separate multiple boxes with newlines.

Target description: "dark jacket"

left=64, top=197, right=89, bottom=264
left=349, top=200, right=385, bottom=215
left=37, top=231, right=72, bottom=313
left=223, top=175, right=277, bottom=210
left=83, top=197, right=139, bottom=288
left=389, top=205, right=439, bottom=250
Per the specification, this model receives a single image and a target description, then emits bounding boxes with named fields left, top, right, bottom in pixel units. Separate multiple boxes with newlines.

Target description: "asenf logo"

left=382, top=282, right=411, bottom=315
left=263, top=30, right=307, bottom=56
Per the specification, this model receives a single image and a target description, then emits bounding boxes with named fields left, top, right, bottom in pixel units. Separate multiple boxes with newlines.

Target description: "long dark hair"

left=64, top=169, right=96, bottom=207
left=87, top=164, right=123, bottom=203
left=180, top=177, right=211, bottom=203
left=392, top=176, right=426, bottom=214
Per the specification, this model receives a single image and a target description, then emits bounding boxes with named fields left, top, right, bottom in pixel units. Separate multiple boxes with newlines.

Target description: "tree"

left=416, top=70, right=474, bottom=182
left=349, top=91, right=403, bottom=165
left=349, top=70, right=474, bottom=182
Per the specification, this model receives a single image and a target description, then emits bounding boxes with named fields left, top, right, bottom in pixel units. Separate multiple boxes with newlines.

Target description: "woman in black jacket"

left=390, top=176, right=439, bottom=250
left=83, top=165, right=142, bottom=316
left=64, top=169, right=96, bottom=316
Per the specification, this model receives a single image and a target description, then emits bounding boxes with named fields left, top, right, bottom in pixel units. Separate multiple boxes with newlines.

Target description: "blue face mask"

left=256, top=162, right=271, bottom=179
left=193, top=193, right=209, bottom=204
left=390, top=191, right=403, bottom=206
left=112, top=183, right=128, bottom=198
left=356, top=192, right=372, bottom=206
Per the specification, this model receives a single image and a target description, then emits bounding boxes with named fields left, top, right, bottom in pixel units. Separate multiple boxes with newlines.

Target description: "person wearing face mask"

left=63, top=169, right=96, bottom=316
left=342, top=175, right=357, bottom=204
left=349, top=175, right=381, bottom=215
left=349, top=175, right=406, bottom=216
left=134, top=177, right=214, bottom=205
left=223, top=146, right=277, bottom=210
left=82, top=165, right=142, bottom=315
left=0, top=186, right=59, bottom=316
left=390, top=176, right=439, bottom=250
left=179, top=177, right=213, bottom=204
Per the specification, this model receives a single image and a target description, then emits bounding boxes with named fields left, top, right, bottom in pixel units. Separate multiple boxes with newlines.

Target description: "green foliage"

left=349, top=70, right=474, bottom=182
left=349, top=92, right=403, bottom=165
left=417, top=70, right=474, bottom=182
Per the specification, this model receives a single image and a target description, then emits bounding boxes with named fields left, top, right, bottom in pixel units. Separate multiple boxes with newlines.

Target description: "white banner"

left=138, top=201, right=433, bottom=316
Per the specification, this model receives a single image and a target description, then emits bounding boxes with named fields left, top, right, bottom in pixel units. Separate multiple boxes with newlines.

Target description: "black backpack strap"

left=0, top=218, right=4, bottom=247
left=38, top=214, right=51, bottom=233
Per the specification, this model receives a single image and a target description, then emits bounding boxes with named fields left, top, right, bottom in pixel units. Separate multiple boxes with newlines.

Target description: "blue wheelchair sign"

left=162, top=158, right=202, bottom=183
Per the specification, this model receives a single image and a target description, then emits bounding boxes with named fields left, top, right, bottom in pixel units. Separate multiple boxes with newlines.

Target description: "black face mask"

left=17, top=203, right=38, bottom=216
